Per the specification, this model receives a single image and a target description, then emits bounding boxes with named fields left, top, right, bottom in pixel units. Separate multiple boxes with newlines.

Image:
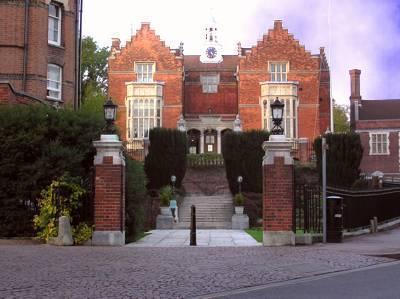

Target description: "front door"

left=204, top=129, right=217, bottom=154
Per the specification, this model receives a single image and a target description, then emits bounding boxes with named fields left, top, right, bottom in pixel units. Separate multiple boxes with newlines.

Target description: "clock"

left=206, top=47, right=217, bottom=59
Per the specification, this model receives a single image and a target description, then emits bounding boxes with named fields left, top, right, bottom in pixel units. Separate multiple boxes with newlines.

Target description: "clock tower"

left=200, top=15, right=223, bottom=63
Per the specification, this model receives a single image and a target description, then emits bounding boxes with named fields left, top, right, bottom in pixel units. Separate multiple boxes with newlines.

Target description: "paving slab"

left=126, top=229, right=261, bottom=247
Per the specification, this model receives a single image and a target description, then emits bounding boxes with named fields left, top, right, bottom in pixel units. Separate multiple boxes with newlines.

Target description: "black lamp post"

left=171, top=175, right=176, bottom=195
left=237, top=176, right=243, bottom=194
left=103, top=98, right=117, bottom=134
left=270, top=97, right=284, bottom=135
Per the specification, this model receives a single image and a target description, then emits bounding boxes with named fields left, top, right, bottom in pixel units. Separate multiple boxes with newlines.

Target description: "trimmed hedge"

left=314, top=133, right=363, bottom=188
left=222, top=130, right=270, bottom=194
left=0, top=104, right=104, bottom=237
left=125, top=157, right=148, bottom=242
left=144, top=128, right=187, bottom=190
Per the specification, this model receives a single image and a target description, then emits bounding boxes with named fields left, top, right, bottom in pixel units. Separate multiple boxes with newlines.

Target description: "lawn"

left=245, top=228, right=263, bottom=243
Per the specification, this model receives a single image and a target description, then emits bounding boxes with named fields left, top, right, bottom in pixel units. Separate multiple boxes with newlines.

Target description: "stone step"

left=173, top=221, right=232, bottom=229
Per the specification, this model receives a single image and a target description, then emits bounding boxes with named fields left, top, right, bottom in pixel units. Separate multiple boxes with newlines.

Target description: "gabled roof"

left=359, top=99, right=400, bottom=120
left=184, top=55, right=238, bottom=71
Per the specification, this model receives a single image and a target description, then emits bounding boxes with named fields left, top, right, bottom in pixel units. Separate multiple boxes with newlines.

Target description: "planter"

left=235, top=206, right=244, bottom=215
left=160, top=207, right=171, bottom=216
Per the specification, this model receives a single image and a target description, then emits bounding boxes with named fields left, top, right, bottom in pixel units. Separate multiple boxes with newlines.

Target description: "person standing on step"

left=170, top=195, right=177, bottom=222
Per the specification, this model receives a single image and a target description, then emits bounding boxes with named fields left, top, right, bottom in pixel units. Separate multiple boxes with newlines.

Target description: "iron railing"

left=294, top=184, right=322, bottom=233
left=124, top=140, right=147, bottom=162
left=327, top=186, right=400, bottom=230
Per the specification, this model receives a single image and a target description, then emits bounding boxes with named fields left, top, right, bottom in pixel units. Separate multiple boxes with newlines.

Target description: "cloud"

left=82, top=0, right=400, bottom=105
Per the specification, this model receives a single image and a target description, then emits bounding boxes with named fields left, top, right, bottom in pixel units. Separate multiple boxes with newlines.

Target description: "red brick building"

left=349, top=69, right=400, bottom=176
left=108, top=20, right=331, bottom=154
left=0, top=0, right=82, bottom=107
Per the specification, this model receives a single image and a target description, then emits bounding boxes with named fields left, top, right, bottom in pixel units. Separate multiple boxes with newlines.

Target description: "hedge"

left=125, top=157, right=148, bottom=242
left=0, top=104, right=104, bottom=237
left=314, top=133, right=363, bottom=188
left=222, top=130, right=270, bottom=194
left=144, top=128, right=187, bottom=190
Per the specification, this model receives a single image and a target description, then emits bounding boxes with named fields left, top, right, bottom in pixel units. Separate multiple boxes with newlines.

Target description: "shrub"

left=159, top=185, right=173, bottom=207
left=222, top=130, right=270, bottom=194
left=73, top=223, right=93, bottom=245
left=314, top=133, right=363, bottom=188
left=0, top=104, right=104, bottom=237
left=33, top=173, right=91, bottom=243
left=144, top=128, right=187, bottom=190
left=125, top=157, right=148, bottom=242
left=234, top=193, right=245, bottom=206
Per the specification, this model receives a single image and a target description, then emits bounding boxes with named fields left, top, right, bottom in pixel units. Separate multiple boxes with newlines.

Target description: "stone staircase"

left=174, top=194, right=233, bottom=229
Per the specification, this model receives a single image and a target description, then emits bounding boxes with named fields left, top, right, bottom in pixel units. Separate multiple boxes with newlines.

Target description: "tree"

left=81, top=36, right=109, bottom=101
left=333, top=103, right=350, bottom=133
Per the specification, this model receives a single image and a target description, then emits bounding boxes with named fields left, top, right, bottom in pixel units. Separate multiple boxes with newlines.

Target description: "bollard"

left=190, top=205, right=196, bottom=246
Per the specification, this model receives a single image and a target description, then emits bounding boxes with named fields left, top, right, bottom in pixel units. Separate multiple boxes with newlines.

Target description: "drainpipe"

left=74, top=0, right=83, bottom=110
left=22, top=0, right=30, bottom=91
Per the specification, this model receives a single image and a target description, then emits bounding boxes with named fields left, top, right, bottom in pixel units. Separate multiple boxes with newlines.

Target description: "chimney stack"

left=349, top=69, right=361, bottom=102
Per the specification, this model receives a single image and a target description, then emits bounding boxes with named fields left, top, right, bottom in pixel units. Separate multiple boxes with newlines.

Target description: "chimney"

left=274, top=20, right=283, bottom=30
left=349, top=69, right=361, bottom=130
left=349, top=69, right=361, bottom=102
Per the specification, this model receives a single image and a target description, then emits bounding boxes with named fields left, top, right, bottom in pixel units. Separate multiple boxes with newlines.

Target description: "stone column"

left=217, top=129, right=222, bottom=154
left=200, top=130, right=205, bottom=154
left=262, top=135, right=295, bottom=246
left=298, top=137, right=309, bottom=162
left=92, top=134, right=125, bottom=246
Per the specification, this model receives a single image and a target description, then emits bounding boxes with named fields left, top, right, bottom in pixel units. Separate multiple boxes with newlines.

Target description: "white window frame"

left=369, top=132, right=390, bottom=155
left=48, top=3, right=62, bottom=46
left=127, top=98, right=162, bottom=140
left=47, top=64, right=62, bottom=101
left=201, top=74, right=219, bottom=93
left=134, top=62, right=155, bottom=83
left=269, top=62, right=288, bottom=82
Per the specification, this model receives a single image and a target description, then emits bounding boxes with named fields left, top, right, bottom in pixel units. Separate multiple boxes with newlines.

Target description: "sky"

left=82, top=0, right=400, bottom=106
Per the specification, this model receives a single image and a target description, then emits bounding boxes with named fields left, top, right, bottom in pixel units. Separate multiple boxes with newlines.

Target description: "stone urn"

left=160, top=207, right=171, bottom=216
left=235, top=206, right=244, bottom=215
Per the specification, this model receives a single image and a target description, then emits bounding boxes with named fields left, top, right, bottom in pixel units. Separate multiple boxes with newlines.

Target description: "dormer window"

left=135, top=62, right=154, bottom=83
left=269, top=62, right=288, bottom=82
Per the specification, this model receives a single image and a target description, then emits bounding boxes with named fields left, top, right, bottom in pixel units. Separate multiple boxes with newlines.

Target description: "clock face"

left=206, top=47, right=217, bottom=59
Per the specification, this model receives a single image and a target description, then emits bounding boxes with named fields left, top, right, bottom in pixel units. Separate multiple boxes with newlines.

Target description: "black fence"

left=124, top=140, right=147, bottom=162
left=327, top=187, right=400, bottom=230
left=294, top=184, right=322, bottom=233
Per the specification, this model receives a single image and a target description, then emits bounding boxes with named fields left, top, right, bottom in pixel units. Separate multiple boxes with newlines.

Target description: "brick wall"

left=238, top=20, right=330, bottom=140
left=0, top=0, right=77, bottom=105
left=263, top=156, right=293, bottom=231
left=108, top=23, right=184, bottom=140
left=94, top=156, right=125, bottom=231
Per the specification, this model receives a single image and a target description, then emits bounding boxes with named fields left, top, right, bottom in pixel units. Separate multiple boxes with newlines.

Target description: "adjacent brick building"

left=0, top=0, right=82, bottom=107
left=108, top=20, right=331, bottom=154
left=349, top=69, right=400, bottom=176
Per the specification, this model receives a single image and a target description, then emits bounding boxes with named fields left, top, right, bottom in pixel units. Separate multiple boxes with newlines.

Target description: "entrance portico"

left=185, top=115, right=235, bottom=154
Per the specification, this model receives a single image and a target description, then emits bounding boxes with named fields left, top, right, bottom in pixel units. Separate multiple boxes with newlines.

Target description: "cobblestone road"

left=0, top=245, right=390, bottom=298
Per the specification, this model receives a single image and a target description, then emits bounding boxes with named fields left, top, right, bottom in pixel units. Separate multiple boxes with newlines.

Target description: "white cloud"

left=83, top=0, right=400, bottom=105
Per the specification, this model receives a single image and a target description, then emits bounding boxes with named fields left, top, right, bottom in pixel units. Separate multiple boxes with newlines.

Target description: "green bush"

left=144, top=128, right=187, bottom=190
left=33, top=173, right=92, bottom=243
left=159, top=185, right=173, bottom=206
left=234, top=193, right=245, bottom=206
left=222, top=130, right=270, bottom=194
left=125, top=157, right=148, bottom=242
left=0, top=104, right=104, bottom=237
left=314, top=133, right=363, bottom=187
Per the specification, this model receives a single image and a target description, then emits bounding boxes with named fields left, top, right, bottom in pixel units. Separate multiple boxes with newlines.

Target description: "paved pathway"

left=127, top=229, right=260, bottom=247
left=322, top=226, right=400, bottom=255
left=0, top=245, right=390, bottom=298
